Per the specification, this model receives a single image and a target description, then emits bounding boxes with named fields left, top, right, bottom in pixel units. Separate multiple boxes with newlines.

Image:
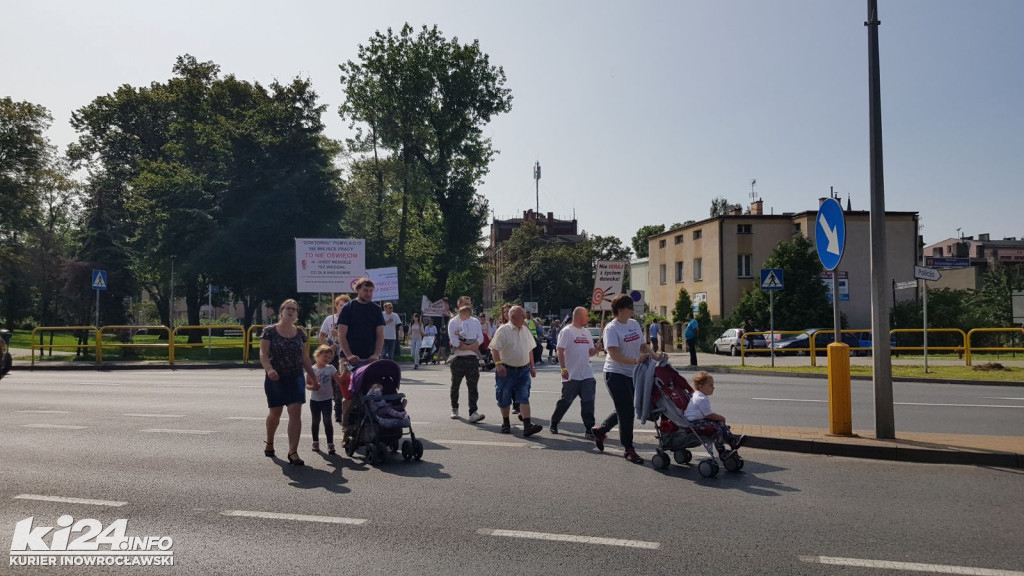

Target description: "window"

left=737, top=224, right=752, bottom=234
left=660, top=306, right=667, bottom=317
left=694, top=258, right=703, bottom=281
left=737, top=254, right=751, bottom=278
left=675, top=261, right=684, bottom=283
left=674, top=235, right=683, bottom=245
left=693, top=230, right=702, bottom=240
left=658, top=239, right=666, bottom=249
left=659, top=264, right=666, bottom=284
left=793, top=222, right=802, bottom=234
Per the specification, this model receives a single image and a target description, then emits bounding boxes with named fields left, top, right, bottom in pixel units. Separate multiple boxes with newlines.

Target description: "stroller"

left=640, top=361, right=744, bottom=477
left=477, top=332, right=495, bottom=371
left=341, top=360, right=424, bottom=465
left=419, top=335, right=438, bottom=365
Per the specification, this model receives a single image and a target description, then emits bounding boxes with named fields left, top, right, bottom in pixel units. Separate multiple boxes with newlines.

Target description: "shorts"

left=264, top=372, right=306, bottom=408
left=495, top=365, right=531, bottom=408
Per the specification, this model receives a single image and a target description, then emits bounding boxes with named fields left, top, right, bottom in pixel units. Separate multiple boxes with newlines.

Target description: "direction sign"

left=926, top=257, right=969, bottom=269
left=894, top=281, right=918, bottom=290
left=815, top=198, right=846, bottom=271
left=914, top=266, right=942, bottom=281
left=760, top=269, right=784, bottom=291
left=91, top=269, right=108, bottom=291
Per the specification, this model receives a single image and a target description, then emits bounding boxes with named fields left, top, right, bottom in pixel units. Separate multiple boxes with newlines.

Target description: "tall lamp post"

left=169, top=256, right=175, bottom=330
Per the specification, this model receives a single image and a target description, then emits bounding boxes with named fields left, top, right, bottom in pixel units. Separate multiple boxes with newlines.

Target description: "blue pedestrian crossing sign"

left=91, top=269, right=108, bottom=291
left=760, top=269, right=784, bottom=291
left=815, top=197, right=846, bottom=271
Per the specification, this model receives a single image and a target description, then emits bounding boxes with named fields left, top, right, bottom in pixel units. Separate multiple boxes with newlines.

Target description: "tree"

left=630, top=224, right=664, bottom=258
left=339, top=24, right=513, bottom=298
left=672, top=287, right=693, bottom=325
left=710, top=196, right=732, bottom=217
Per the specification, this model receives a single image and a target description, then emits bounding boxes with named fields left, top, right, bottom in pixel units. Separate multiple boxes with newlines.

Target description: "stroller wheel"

left=724, top=454, right=744, bottom=472
left=364, top=443, right=377, bottom=465
left=412, top=439, right=424, bottom=461
left=344, top=438, right=356, bottom=458
left=697, top=459, right=719, bottom=478
left=376, top=442, right=389, bottom=463
left=673, top=449, right=692, bottom=465
left=401, top=440, right=413, bottom=461
left=652, top=452, right=670, bottom=470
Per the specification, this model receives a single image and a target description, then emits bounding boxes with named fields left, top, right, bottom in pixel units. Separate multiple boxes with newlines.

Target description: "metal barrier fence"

left=96, top=325, right=172, bottom=364
left=30, top=326, right=98, bottom=366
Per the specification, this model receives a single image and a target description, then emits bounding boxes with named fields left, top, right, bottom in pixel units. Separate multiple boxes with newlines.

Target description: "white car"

left=712, top=328, right=764, bottom=356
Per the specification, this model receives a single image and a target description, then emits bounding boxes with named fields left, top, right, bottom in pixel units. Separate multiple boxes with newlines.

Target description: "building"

left=483, top=209, right=584, bottom=309
left=645, top=199, right=919, bottom=329
left=922, top=234, right=1024, bottom=291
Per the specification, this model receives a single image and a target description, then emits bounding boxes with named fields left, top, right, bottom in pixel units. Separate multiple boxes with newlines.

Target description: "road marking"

left=410, top=421, right=432, bottom=425
left=478, top=528, right=660, bottom=549
left=220, top=510, right=367, bottom=525
left=227, top=416, right=266, bottom=420
left=434, top=440, right=528, bottom=448
left=799, top=555, right=1024, bottom=575
left=23, top=424, right=87, bottom=430
left=237, top=385, right=263, bottom=388
left=752, top=398, right=826, bottom=403
left=14, top=494, right=127, bottom=507
left=17, top=410, right=71, bottom=414
left=123, top=413, right=184, bottom=418
left=753, top=398, right=1023, bottom=409
left=140, top=429, right=214, bottom=435
left=982, top=397, right=1024, bottom=401
left=153, top=384, right=204, bottom=388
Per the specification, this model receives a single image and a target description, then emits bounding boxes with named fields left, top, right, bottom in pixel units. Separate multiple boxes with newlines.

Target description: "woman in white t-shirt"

left=591, top=294, right=652, bottom=465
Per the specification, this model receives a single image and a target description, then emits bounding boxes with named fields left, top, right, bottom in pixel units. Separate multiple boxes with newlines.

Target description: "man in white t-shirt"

left=549, top=307, right=603, bottom=436
left=447, top=296, right=485, bottom=423
left=381, top=302, right=402, bottom=360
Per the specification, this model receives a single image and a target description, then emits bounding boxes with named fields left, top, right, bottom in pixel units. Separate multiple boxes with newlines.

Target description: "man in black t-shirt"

left=337, top=278, right=385, bottom=364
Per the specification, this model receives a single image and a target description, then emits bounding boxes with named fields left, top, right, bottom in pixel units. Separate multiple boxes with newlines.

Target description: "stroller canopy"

left=350, top=359, right=402, bottom=396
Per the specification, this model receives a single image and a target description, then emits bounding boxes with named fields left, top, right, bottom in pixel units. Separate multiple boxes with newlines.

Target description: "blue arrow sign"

left=91, top=269, right=108, bottom=291
left=815, top=198, right=846, bottom=271
left=760, top=269, right=784, bottom=291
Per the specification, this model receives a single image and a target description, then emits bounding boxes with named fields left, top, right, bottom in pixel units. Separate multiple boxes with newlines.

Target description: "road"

left=1, top=366, right=1022, bottom=575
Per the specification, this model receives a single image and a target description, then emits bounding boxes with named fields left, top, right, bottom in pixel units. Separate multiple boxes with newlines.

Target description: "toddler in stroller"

left=638, top=361, right=746, bottom=477
left=341, top=360, right=424, bottom=464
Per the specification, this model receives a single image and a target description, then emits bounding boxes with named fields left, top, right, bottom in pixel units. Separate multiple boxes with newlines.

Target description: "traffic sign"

left=760, top=269, right=784, bottom=291
left=629, top=290, right=645, bottom=314
left=926, top=257, right=969, bottom=269
left=91, top=269, right=108, bottom=291
left=815, top=198, right=846, bottom=271
left=914, top=266, right=942, bottom=281
left=894, top=281, right=918, bottom=290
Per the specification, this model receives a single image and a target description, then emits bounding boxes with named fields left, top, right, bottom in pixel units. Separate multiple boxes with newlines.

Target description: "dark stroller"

left=643, top=361, right=744, bottom=477
left=342, top=360, right=424, bottom=465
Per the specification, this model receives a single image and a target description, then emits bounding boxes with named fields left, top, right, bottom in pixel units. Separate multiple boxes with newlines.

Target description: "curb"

left=745, top=435, right=1023, bottom=468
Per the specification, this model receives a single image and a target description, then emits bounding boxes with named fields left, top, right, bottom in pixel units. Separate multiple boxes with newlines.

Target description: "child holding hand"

left=309, top=345, right=344, bottom=454
left=683, top=371, right=746, bottom=458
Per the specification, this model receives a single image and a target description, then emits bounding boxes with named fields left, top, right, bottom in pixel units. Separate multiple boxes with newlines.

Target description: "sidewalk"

left=731, top=424, right=1024, bottom=468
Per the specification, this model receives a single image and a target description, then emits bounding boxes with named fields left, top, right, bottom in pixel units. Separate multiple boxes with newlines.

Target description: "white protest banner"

left=591, top=261, right=627, bottom=311
left=421, top=296, right=449, bottom=317
left=295, top=239, right=365, bottom=293
left=366, top=267, right=399, bottom=301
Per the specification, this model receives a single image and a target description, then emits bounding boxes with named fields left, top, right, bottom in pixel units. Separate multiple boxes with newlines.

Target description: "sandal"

left=287, top=452, right=304, bottom=466
left=264, top=441, right=275, bottom=457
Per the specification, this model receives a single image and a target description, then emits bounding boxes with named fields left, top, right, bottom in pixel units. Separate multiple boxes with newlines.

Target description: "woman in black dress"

left=260, top=299, right=318, bottom=465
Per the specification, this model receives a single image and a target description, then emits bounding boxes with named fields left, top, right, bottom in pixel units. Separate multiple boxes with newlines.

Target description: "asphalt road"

left=1, top=366, right=1022, bottom=576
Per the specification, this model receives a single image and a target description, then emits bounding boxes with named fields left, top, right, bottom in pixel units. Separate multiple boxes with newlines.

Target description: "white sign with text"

left=295, top=238, right=365, bottom=293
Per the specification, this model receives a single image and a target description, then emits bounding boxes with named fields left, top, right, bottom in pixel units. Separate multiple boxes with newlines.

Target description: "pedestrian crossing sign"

left=760, top=269, right=783, bottom=291
left=92, top=269, right=108, bottom=291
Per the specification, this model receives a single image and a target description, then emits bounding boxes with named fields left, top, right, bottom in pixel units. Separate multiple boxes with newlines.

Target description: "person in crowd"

left=648, top=320, right=661, bottom=354
left=684, top=371, right=746, bottom=459
left=448, top=297, right=485, bottom=423
left=381, top=302, right=402, bottom=360
left=489, top=306, right=543, bottom=437
left=318, top=294, right=350, bottom=369
left=592, top=294, right=652, bottom=465
left=546, top=318, right=562, bottom=363
left=684, top=313, right=699, bottom=366
left=336, top=278, right=384, bottom=445
left=260, top=299, right=319, bottom=466
left=437, top=297, right=452, bottom=360
left=408, top=313, right=424, bottom=369
left=550, top=307, right=602, bottom=437
left=309, top=345, right=344, bottom=454
left=479, top=313, right=492, bottom=339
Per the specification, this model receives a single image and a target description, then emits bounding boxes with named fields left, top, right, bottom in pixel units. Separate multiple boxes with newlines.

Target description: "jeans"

left=382, top=339, right=397, bottom=359
left=550, top=377, right=596, bottom=430
left=310, top=398, right=333, bottom=444
left=686, top=337, right=698, bottom=366
left=495, top=365, right=532, bottom=407
left=595, top=372, right=636, bottom=450
left=410, top=338, right=422, bottom=366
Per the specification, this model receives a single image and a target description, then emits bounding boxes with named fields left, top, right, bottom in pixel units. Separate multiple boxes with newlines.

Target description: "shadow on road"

left=276, top=453, right=358, bottom=493
left=653, top=459, right=800, bottom=496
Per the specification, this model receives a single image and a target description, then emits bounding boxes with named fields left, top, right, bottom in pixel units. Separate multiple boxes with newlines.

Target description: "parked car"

left=855, top=331, right=898, bottom=356
left=0, top=329, right=12, bottom=380
left=587, top=326, right=603, bottom=348
left=769, top=329, right=860, bottom=356
left=712, top=328, right=766, bottom=356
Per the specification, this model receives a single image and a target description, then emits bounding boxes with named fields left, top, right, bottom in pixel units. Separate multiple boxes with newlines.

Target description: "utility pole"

left=866, top=0, right=895, bottom=439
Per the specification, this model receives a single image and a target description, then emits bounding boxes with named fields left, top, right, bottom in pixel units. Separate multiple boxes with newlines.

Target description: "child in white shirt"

left=309, top=345, right=344, bottom=454
left=684, top=371, right=746, bottom=458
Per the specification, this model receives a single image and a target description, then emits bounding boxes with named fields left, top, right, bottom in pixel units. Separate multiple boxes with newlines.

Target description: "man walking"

left=337, top=278, right=385, bottom=445
left=549, top=307, right=601, bottom=437
left=448, top=296, right=485, bottom=423
left=684, top=313, right=699, bottom=367
left=490, top=306, right=543, bottom=437
left=648, top=320, right=660, bottom=353
left=381, top=302, right=402, bottom=360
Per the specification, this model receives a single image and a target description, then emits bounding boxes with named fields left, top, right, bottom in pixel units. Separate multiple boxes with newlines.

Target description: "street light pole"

left=169, top=257, right=175, bottom=330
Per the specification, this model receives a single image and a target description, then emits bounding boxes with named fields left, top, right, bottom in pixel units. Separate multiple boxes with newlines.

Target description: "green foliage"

left=696, top=301, right=716, bottom=351
left=709, top=196, right=732, bottom=218
left=672, top=287, right=692, bottom=324
left=630, top=224, right=664, bottom=259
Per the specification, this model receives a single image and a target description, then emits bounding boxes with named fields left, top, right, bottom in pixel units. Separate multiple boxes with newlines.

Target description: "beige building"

left=922, top=234, right=1024, bottom=292
left=646, top=200, right=919, bottom=329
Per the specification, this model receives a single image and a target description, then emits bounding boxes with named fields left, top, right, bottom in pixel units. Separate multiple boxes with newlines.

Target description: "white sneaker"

left=468, top=412, right=485, bottom=423
left=450, top=411, right=459, bottom=419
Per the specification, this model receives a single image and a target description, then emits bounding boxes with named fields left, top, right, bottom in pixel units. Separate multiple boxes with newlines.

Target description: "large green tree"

left=630, top=224, right=664, bottom=258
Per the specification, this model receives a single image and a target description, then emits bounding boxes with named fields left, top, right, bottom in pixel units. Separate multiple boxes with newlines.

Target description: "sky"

left=3, top=0, right=1022, bottom=250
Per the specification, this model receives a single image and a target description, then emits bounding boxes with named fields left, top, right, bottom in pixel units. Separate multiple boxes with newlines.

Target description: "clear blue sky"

left=3, top=0, right=1021, bottom=249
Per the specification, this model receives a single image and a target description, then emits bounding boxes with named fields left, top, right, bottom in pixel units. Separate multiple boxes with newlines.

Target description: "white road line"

left=435, top=439, right=528, bottom=448
left=752, top=398, right=826, bottom=403
left=23, top=424, right=87, bottom=430
left=139, top=429, right=214, bottom=435
left=753, top=398, right=1024, bottom=409
left=478, top=528, right=660, bottom=550
left=17, top=410, right=72, bottom=414
left=227, top=416, right=266, bottom=420
left=799, top=555, right=1024, bottom=575
left=237, top=385, right=263, bottom=388
left=220, top=510, right=367, bottom=525
left=982, top=397, right=1024, bottom=401
left=410, top=421, right=432, bottom=425
left=123, top=413, right=184, bottom=418
left=153, top=384, right=204, bottom=388
left=14, top=494, right=127, bottom=507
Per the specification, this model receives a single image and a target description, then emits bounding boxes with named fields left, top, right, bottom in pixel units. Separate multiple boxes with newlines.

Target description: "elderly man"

left=489, top=306, right=543, bottom=436
left=447, top=296, right=485, bottom=423
left=550, top=307, right=602, bottom=436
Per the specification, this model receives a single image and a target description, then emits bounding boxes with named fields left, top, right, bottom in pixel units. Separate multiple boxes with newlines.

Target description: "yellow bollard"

left=827, top=342, right=852, bottom=436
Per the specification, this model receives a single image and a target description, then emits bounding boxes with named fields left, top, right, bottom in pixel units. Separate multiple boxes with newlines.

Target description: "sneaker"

left=450, top=411, right=459, bottom=419
left=523, top=423, right=543, bottom=437
left=731, top=435, right=746, bottom=450
left=591, top=427, right=606, bottom=452
left=500, top=422, right=511, bottom=434
left=511, top=407, right=520, bottom=415
left=311, top=441, right=320, bottom=452
left=549, top=424, right=559, bottom=434
left=584, top=429, right=595, bottom=440
left=468, top=412, right=485, bottom=424
left=327, top=444, right=336, bottom=455
left=624, top=448, right=645, bottom=465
